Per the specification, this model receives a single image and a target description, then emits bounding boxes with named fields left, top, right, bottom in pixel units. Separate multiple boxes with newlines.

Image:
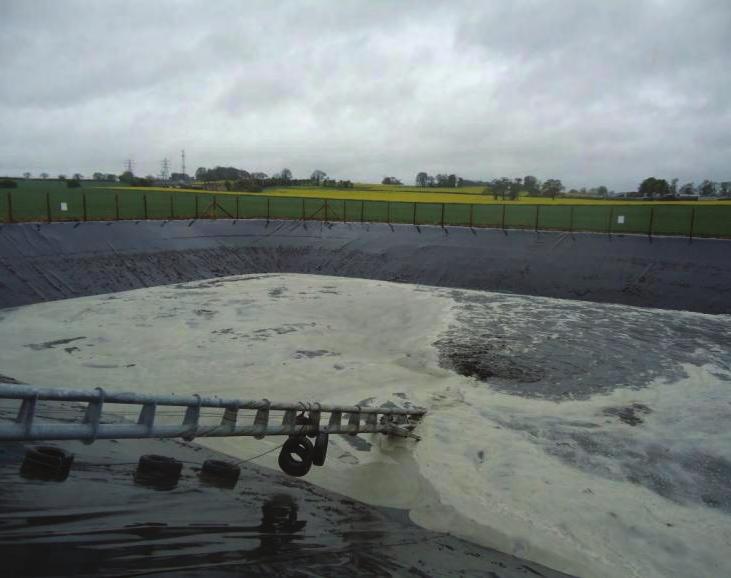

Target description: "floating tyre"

left=200, top=459, right=240, bottom=488
left=20, top=446, right=74, bottom=481
left=134, top=454, right=182, bottom=489
left=278, top=436, right=314, bottom=477
left=312, top=432, right=328, bottom=466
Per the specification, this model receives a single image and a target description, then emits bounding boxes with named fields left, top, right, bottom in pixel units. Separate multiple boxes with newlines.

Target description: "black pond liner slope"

left=0, top=219, right=729, bottom=313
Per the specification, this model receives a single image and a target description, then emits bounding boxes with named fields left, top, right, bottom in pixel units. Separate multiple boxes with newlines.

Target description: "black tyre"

left=137, top=454, right=183, bottom=477
left=201, top=459, right=240, bottom=484
left=277, top=437, right=313, bottom=477
left=21, top=446, right=74, bottom=480
left=312, top=432, right=328, bottom=466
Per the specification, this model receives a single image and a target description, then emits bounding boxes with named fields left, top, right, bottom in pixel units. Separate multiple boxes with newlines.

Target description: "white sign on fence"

left=60, top=202, right=68, bottom=211
left=617, top=215, right=625, bottom=224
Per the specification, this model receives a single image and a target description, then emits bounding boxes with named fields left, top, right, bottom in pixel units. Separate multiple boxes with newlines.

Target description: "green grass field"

left=1, top=179, right=730, bottom=237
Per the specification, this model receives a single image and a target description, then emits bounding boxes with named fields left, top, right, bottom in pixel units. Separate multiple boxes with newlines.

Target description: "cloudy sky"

left=1, top=0, right=729, bottom=189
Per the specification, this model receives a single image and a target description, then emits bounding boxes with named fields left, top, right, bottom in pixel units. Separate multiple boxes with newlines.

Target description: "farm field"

left=111, top=184, right=731, bottom=207
left=5, top=179, right=731, bottom=206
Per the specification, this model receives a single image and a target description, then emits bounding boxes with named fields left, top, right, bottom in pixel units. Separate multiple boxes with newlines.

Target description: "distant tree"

left=23, top=172, right=31, bottom=179
left=541, top=179, right=564, bottom=199
left=0, top=179, right=17, bottom=188
left=597, top=185, right=609, bottom=198
left=434, top=174, right=449, bottom=187
left=447, top=174, right=457, bottom=188
left=381, top=176, right=402, bottom=185
left=490, top=177, right=512, bottom=200
left=66, top=179, right=81, bottom=188
left=311, top=169, right=327, bottom=185
left=415, top=172, right=428, bottom=187
left=699, top=179, right=716, bottom=197
left=638, top=177, right=670, bottom=199
left=195, top=167, right=208, bottom=181
left=280, top=168, right=292, bottom=181
left=58, top=174, right=66, bottom=181
left=523, top=175, right=539, bottom=196
left=508, top=178, right=522, bottom=200
left=40, top=172, right=49, bottom=180
left=719, top=182, right=731, bottom=197
left=202, top=166, right=248, bottom=181
left=73, top=173, right=82, bottom=181
left=679, top=182, right=696, bottom=196
left=426, top=175, right=435, bottom=187
left=104, top=174, right=117, bottom=182
left=119, top=170, right=134, bottom=183
left=92, top=172, right=104, bottom=181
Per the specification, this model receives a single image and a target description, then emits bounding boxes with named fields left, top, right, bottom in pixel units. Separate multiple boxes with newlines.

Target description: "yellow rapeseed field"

left=109, top=185, right=731, bottom=206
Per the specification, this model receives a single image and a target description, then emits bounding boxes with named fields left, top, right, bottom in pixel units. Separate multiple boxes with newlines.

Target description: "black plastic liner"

left=1, top=219, right=729, bottom=313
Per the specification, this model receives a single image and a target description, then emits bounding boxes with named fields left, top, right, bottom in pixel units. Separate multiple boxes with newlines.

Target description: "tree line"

left=413, top=172, right=569, bottom=198
left=637, top=177, right=730, bottom=198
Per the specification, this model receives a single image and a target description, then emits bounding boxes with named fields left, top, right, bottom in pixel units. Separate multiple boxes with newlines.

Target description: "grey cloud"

left=0, top=0, right=729, bottom=188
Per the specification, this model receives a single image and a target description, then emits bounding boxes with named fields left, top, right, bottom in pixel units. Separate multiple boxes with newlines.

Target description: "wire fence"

left=2, top=188, right=730, bottom=238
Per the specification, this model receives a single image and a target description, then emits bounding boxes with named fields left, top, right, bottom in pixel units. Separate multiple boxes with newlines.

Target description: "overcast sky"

left=1, top=0, right=729, bottom=189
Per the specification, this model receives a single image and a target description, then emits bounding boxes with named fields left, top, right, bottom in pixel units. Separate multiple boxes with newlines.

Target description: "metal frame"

left=0, top=384, right=425, bottom=443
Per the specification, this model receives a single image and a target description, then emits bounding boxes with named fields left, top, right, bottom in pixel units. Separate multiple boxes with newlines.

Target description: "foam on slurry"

left=0, top=273, right=729, bottom=578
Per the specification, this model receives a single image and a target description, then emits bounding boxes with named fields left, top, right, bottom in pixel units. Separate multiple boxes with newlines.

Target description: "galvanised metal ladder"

left=0, top=384, right=425, bottom=443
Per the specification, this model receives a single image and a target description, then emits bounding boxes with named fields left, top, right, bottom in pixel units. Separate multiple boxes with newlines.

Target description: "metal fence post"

left=82, top=192, right=87, bottom=222
left=143, top=194, right=148, bottom=220
left=343, top=199, right=346, bottom=223
left=413, top=203, right=417, bottom=225
left=469, top=204, right=474, bottom=228
left=501, top=204, right=506, bottom=231
left=267, top=197, right=270, bottom=221
left=213, top=195, right=217, bottom=220
left=6, top=191, right=12, bottom=223
left=301, top=198, right=305, bottom=221
left=324, top=199, right=328, bottom=222
left=236, top=196, right=240, bottom=220
left=535, top=205, right=540, bottom=232
left=608, top=206, right=614, bottom=238
left=689, top=207, right=695, bottom=242
left=195, top=195, right=199, bottom=219
left=170, top=194, right=174, bottom=219
left=361, top=200, right=365, bottom=223
left=115, top=193, right=120, bottom=220
left=648, top=206, right=654, bottom=240
left=441, top=203, right=445, bottom=227
left=46, top=192, right=52, bottom=223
